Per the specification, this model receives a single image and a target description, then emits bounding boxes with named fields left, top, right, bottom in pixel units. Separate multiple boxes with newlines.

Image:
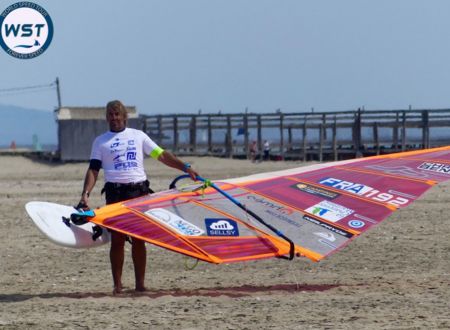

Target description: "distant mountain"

left=0, top=104, right=57, bottom=147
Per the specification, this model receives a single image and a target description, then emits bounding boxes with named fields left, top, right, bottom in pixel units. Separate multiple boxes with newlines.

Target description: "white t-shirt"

left=90, top=128, right=160, bottom=183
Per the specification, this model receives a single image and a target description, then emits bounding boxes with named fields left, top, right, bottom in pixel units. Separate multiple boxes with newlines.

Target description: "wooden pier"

left=142, top=108, right=450, bottom=161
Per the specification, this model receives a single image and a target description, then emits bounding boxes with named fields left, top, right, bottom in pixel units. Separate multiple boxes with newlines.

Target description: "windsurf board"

left=25, top=201, right=110, bottom=248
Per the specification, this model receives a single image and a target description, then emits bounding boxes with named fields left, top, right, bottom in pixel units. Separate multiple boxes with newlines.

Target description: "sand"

left=0, top=155, right=449, bottom=329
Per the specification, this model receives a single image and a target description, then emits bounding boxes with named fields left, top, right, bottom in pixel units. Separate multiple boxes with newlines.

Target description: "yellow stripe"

left=150, top=146, right=164, bottom=159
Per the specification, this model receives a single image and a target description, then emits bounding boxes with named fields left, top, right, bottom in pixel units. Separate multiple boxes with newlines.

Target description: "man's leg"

left=110, top=231, right=126, bottom=294
left=132, top=238, right=147, bottom=291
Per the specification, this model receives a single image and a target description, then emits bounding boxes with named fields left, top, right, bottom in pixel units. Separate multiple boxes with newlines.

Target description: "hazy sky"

left=1, top=0, right=450, bottom=115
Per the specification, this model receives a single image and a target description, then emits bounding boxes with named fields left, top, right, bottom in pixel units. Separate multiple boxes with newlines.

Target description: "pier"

left=142, top=108, right=450, bottom=161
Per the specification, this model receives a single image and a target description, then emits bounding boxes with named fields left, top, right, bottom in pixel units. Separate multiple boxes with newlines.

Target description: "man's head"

left=106, top=100, right=127, bottom=132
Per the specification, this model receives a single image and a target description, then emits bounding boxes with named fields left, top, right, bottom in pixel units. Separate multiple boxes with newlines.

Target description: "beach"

left=0, top=155, right=449, bottom=329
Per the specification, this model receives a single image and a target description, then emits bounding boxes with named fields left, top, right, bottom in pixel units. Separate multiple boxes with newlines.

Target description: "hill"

left=0, top=104, right=57, bottom=148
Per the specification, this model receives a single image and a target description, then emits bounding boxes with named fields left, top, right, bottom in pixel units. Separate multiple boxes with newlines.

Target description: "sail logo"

left=290, top=182, right=339, bottom=199
left=366, top=165, right=430, bottom=179
left=314, top=232, right=336, bottom=242
left=319, top=177, right=410, bottom=207
left=246, top=195, right=294, bottom=215
left=0, top=2, right=54, bottom=59
left=319, top=177, right=373, bottom=195
left=205, top=218, right=239, bottom=236
left=303, top=215, right=354, bottom=238
left=314, top=232, right=338, bottom=249
left=417, top=162, right=450, bottom=175
left=305, top=200, right=354, bottom=222
left=145, top=208, right=204, bottom=236
left=348, top=219, right=365, bottom=229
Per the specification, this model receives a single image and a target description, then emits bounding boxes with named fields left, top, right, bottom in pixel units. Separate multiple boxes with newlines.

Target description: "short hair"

left=106, top=100, right=128, bottom=120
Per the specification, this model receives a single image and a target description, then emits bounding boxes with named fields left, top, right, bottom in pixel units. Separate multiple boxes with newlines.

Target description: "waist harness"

left=102, top=180, right=154, bottom=204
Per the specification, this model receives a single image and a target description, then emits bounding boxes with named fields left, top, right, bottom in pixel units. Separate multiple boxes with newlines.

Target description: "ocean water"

left=153, top=126, right=450, bottom=148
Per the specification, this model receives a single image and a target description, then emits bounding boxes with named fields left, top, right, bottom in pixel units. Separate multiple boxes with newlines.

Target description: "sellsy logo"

left=0, top=2, right=53, bottom=59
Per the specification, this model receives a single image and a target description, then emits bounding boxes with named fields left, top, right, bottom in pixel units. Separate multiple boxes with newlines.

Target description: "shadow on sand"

left=0, top=283, right=339, bottom=302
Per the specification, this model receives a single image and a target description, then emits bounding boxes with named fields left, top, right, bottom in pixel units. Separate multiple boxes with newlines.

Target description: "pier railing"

left=141, top=108, right=450, bottom=161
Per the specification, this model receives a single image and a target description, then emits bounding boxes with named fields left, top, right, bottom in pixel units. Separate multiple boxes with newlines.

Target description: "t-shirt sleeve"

left=89, top=159, right=102, bottom=171
left=90, top=137, right=102, bottom=161
left=142, top=132, right=164, bottom=159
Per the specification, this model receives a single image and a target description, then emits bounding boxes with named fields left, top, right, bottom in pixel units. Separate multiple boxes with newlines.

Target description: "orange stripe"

left=335, top=166, right=437, bottom=185
left=363, top=145, right=450, bottom=160
left=395, top=156, right=450, bottom=165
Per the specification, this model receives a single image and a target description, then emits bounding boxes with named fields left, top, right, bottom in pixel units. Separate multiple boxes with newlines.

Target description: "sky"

left=1, top=0, right=450, bottom=115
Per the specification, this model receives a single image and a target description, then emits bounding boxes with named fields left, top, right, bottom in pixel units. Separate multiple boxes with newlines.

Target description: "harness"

left=102, top=180, right=154, bottom=204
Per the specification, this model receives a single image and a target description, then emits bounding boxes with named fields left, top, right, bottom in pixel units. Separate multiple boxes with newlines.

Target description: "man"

left=249, top=140, right=257, bottom=163
left=78, top=100, right=198, bottom=294
left=263, top=140, right=270, bottom=161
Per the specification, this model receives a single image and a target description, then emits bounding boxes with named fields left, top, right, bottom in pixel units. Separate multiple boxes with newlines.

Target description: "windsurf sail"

left=78, top=146, right=450, bottom=263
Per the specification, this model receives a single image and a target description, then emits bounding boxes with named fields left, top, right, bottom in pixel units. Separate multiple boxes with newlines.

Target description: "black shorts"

left=103, top=180, right=154, bottom=205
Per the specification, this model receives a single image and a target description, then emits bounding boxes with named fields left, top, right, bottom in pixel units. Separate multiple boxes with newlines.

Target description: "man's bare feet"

left=113, top=286, right=123, bottom=295
left=135, top=286, right=147, bottom=292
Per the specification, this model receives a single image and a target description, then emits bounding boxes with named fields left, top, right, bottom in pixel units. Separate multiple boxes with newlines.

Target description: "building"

left=55, top=106, right=142, bottom=161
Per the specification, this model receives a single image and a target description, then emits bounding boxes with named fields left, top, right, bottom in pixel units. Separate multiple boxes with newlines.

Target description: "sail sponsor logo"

left=348, top=219, right=365, bottom=229
left=290, top=183, right=339, bottom=199
left=246, top=195, right=294, bottom=215
left=303, top=215, right=354, bottom=238
left=314, top=232, right=336, bottom=242
left=417, top=162, right=450, bottom=175
left=205, top=218, right=239, bottom=236
left=319, top=177, right=410, bottom=207
left=305, top=200, right=354, bottom=222
left=145, top=208, right=204, bottom=236
left=366, top=165, right=430, bottom=179
left=313, top=230, right=338, bottom=249
left=266, top=209, right=302, bottom=228
left=246, top=195, right=302, bottom=227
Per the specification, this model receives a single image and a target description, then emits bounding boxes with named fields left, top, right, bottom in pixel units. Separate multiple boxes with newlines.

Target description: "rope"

left=200, top=178, right=212, bottom=198
left=0, top=82, right=55, bottom=96
left=184, top=257, right=199, bottom=270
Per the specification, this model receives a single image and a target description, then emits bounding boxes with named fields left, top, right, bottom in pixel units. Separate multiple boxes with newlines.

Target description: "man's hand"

left=77, top=192, right=90, bottom=210
left=186, top=167, right=199, bottom=181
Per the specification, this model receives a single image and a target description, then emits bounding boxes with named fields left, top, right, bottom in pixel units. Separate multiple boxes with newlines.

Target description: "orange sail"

left=85, top=146, right=450, bottom=263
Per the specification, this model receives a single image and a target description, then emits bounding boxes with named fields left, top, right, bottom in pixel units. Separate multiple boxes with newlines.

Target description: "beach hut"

left=55, top=106, right=142, bottom=161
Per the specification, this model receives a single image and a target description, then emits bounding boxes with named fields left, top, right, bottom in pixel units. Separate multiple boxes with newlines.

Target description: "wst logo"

left=0, top=2, right=53, bottom=59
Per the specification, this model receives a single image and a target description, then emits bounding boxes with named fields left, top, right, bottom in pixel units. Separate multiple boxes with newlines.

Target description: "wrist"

left=183, top=162, right=191, bottom=173
left=81, top=191, right=90, bottom=198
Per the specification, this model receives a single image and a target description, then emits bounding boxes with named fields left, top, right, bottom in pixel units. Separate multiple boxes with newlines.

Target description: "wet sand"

left=0, top=155, right=449, bottom=329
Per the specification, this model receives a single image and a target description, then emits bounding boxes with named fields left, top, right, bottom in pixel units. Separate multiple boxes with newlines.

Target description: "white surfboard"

left=25, top=201, right=110, bottom=248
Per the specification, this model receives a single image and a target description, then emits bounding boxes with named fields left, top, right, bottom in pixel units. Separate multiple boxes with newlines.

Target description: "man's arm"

left=78, top=168, right=99, bottom=208
left=157, top=151, right=198, bottom=180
